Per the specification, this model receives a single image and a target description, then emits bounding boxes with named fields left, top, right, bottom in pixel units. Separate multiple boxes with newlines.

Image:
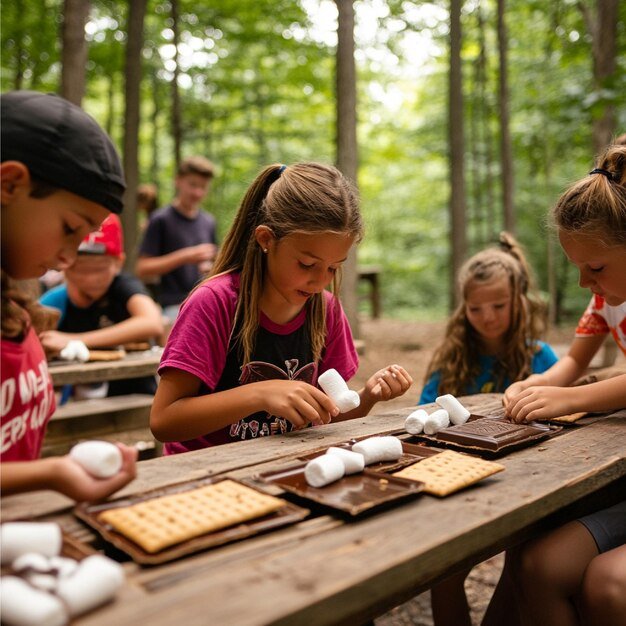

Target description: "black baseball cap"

left=1, top=90, right=125, bottom=213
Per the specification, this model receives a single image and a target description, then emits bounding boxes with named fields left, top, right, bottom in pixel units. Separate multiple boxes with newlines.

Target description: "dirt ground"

left=349, top=316, right=578, bottom=626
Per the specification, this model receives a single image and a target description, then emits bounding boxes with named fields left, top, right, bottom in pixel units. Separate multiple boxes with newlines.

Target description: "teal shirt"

left=418, top=341, right=559, bottom=404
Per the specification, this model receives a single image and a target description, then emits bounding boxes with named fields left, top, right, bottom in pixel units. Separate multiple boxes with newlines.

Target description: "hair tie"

left=278, top=164, right=287, bottom=175
left=589, top=168, right=614, bottom=181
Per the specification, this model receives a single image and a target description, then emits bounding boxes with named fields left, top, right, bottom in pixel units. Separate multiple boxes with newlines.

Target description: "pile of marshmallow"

left=304, top=436, right=403, bottom=487
left=404, top=394, right=470, bottom=435
left=0, top=522, right=124, bottom=626
left=59, top=340, right=90, bottom=363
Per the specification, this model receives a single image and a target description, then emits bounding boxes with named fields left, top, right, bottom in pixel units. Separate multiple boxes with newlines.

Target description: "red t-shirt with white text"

left=1, top=327, right=56, bottom=461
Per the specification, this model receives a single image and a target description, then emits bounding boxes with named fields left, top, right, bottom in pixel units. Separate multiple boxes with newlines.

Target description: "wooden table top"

left=47, top=348, right=163, bottom=386
left=2, top=394, right=624, bottom=625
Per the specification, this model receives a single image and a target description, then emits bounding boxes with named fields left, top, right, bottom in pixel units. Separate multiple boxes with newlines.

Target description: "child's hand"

left=258, top=380, right=339, bottom=429
left=503, top=374, right=544, bottom=409
left=506, top=386, right=575, bottom=423
left=365, top=364, right=413, bottom=403
left=39, top=330, right=74, bottom=357
left=55, top=443, right=138, bottom=502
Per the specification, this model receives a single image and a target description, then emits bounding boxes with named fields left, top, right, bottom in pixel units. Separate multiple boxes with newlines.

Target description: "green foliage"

left=2, top=0, right=624, bottom=323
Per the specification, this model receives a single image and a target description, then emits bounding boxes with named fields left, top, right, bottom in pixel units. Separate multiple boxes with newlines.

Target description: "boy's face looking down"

left=65, top=253, right=124, bottom=306
left=1, top=162, right=110, bottom=280
left=174, top=173, right=211, bottom=213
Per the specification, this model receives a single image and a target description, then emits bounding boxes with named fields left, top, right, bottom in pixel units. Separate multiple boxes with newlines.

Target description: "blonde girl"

left=150, top=162, right=412, bottom=454
left=419, top=232, right=557, bottom=404
left=486, top=145, right=626, bottom=626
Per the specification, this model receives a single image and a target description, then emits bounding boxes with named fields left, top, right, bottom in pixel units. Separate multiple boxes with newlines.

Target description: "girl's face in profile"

left=464, top=275, right=513, bottom=352
left=256, top=229, right=355, bottom=323
left=559, top=230, right=626, bottom=306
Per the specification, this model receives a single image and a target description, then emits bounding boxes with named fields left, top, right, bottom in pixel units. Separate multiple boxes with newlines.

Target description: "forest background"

left=2, top=0, right=625, bottom=327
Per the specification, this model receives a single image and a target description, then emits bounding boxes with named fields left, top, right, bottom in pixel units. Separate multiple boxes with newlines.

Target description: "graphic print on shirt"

left=230, top=359, right=317, bottom=440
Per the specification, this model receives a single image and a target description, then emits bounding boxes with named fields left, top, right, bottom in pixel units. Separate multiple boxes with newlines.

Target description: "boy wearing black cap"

left=1, top=91, right=137, bottom=501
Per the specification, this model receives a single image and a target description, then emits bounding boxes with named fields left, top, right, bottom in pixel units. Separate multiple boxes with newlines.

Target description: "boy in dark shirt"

left=135, top=156, right=218, bottom=321
left=40, top=214, right=163, bottom=396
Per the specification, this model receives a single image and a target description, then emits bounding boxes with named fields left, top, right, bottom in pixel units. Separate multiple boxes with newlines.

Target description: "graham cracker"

left=87, top=349, right=126, bottom=362
left=98, top=480, right=286, bottom=553
left=393, top=450, right=505, bottom=497
left=549, top=411, right=587, bottom=424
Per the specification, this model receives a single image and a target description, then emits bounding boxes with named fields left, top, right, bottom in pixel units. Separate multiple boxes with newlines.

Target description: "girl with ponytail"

left=151, top=162, right=412, bottom=454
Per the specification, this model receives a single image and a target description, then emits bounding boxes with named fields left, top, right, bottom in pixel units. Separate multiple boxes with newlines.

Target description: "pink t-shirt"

left=1, top=327, right=56, bottom=461
left=159, top=272, right=359, bottom=453
left=575, top=294, right=626, bottom=357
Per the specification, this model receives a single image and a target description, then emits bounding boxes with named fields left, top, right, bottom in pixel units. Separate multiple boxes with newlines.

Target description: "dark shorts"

left=579, top=500, right=626, bottom=553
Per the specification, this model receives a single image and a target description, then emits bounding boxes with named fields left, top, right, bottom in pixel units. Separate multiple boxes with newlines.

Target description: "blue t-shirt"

left=418, top=341, right=559, bottom=404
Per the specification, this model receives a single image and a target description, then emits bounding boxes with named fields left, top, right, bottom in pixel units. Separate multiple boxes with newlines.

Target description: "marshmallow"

left=12, top=553, right=51, bottom=574
left=317, top=369, right=361, bottom=413
left=59, top=340, right=89, bottom=363
left=424, top=409, right=450, bottom=435
left=304, top=455, right=345, bottom=487
left=405, top=409, right=428, bottom=435
left=0, top=576, right=67, bottom=626
left=69, top=441, right=123, bottom=479
left=49, top=557, right=78, bottom=579
left=351, top=436, right=403, bottom=465
left=325, top=447, right=365, bottom=474
left=436, top=394, right=471, bottom=425
left=1, top=523, right=62, bottom=565
left=56, top=555, right=124, bottom=617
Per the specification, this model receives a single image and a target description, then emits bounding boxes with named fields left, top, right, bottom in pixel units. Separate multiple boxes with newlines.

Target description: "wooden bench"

left=358, top=265, right=382, bottom=318
left=43, top=393, right=159, bottom=459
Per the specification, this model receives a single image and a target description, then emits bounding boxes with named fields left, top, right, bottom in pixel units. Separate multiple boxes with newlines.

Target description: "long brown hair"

left=424, top=232, right=547, bottom=396
left=552, top=145, right=626, bottom=246
left=200, top=162, right=363, bottom=364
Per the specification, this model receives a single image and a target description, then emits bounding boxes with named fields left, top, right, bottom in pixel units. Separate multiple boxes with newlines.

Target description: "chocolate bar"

left=435, top=418, right=550, bottom=452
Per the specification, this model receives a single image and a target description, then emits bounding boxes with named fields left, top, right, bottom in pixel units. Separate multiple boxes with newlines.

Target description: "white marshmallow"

left=1, top=523, right=62, bottom=565
left=12, top=553, right=51, bottom=574
left=325, top=447, right=365, bottom=474
left=0, top=576, right=67, bottom=626
left=351, top=436, right=403, bottom=465
left=69, top=441, right=123, bottom=478
left=55, top=555, right=124, bottom=617
left=59, top=340, right=90, bottom=363
left=405, top=409, right=428, bottom=435
left=436, top=394, right=471, bottom=425
left=304, top=455, right=345, bottom=487
left=23, top=573, right=57, bottom=593
left=424, top=409, right=450, bottom=435
left=49, top=557, right=78, bottom=579
left=317, top=369, right=361, bottom=413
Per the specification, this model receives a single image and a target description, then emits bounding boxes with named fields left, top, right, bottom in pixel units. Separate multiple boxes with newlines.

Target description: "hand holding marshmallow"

left=317, top=369, right=360, bottom=413
left=69, top=441, right=123, bottom=479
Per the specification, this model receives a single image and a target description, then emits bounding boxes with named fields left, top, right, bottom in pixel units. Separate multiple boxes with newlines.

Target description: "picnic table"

left=47, top=348, right=163, bottom=387
left=2, top=394, right=624, bottom=625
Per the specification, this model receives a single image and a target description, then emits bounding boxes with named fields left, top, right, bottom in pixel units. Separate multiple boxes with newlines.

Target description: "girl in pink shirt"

left=151, top=162, right=413, bottom=452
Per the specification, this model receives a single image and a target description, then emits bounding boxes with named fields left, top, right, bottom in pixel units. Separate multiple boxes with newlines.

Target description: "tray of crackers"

left=74, top=478, right=309, bottom=565
left=410, top=414, right=561, bottom=457
left=258, top=463, right=424, bottom=516
left=392, top=449, right=505, bottom=496
left=299, top=439, right=441, bottom=473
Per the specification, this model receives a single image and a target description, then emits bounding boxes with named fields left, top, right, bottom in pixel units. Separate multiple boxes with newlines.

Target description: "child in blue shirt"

left=419, top=232, right=558, bottom=626
left=419, top=232, right=557, bottom=405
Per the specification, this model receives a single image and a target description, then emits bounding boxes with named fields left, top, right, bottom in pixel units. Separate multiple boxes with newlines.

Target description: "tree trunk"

left=449, top=0, right=468, bottom=309
left=122, top=0, right=147, bottom=267
left=497, top=0, right=515, bottom=233
left=335, top=0, right=360, bottom=337
left=60, top=0, right=90, bottom=105
left=171, top=0, right=182, bottom=169
left=579, top=0, right=619, bottom=155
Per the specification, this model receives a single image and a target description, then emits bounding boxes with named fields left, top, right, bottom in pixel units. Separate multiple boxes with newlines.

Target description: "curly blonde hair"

left=424, top=232, right=547, bottom=396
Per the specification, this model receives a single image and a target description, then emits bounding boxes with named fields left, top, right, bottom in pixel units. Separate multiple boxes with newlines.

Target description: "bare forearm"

left=1, top=458, right=64, bottom=495
left=151, top=384, right=266, bottom=441
left=136, top=251, right=187, bottom=278
left=76, top=316, right=163, bottom=348
left=564, top=375, right=626, bottom=413
left=532, top=355, right=587, bottom=388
